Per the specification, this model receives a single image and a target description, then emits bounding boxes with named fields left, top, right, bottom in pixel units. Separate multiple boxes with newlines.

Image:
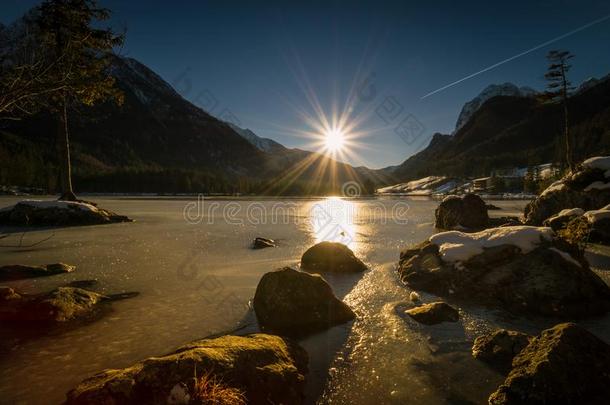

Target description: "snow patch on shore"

left=584, top=208, right=610, bottom=223
left=429, top=226, right=554, bottom=263
left=582, top=156, right=610, bottom=171
left=556, top=208, right=584, bottom=217
left=16, top=200, right=97, bottom=212
left=540, top=180, right=565, bottom=197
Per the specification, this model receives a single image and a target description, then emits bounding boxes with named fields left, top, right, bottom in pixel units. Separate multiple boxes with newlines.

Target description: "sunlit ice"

left=310, top=197, right=358, bottom=250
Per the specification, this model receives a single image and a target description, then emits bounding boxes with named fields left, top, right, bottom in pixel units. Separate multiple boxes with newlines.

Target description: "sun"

left=324, top=128, right=345, bottom=152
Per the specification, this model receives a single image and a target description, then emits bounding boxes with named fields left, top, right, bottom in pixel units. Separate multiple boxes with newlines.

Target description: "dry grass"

left=190, top=370, right=246, bottom=405
left=557, top=216, right=591, bottom=254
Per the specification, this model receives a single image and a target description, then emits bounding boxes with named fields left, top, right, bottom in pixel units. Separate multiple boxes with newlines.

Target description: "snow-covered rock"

left=15, top=199, right=97, bottom=212
left=582, top=156, right=610, bottom=171
left=429, top=226, right=553, bottom=263
left=543, top=208, right=584, bottom=230
left=583, top=205, right=610, bottom=223
left=454, top=83, right=537, bottom=133
left=0, top=199, right=132, bottom=226
left=398, top=227, right=610, bottom=317
left=525, top=156, right=610, bottom=225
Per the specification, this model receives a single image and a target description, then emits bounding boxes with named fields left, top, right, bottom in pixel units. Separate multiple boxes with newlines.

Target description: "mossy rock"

left=66, top=334, right=308, bottom=405
left=301, top=242, right=367, bottom=273
left=489, top=323, right=610, bottom=404
left=405, top=301, right=459, bottom=325
left=0, top=286, right=137, bottom=323
left=472, top=329, right=531, bottom=372
left=0, top=263, right=75, bottom=281
left=253, top=267, right=355, bottom=336
left=435, top=193, right=489, bottom=230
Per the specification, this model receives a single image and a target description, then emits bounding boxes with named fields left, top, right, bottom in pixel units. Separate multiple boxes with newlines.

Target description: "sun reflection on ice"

left=309, top=197, right=358, bottom=250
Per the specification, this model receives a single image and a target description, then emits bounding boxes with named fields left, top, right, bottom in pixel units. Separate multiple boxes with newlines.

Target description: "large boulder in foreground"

left=0, top=263, right=75, bottom=281
left=525, top=156, right=610, bottom=225
left=489, top=323, right=610, bottom=404
left=0, top=286, right=137, bottom=323
left=253, top=267, right=355, bottom=335
left=66, top=334, right=308, bottom=405
left=472, top=329, right=531, bottom=372
left=301, top=241, right=367, bottom=273
left=398, top=226, right=610, bottom=317
left=435, top=193, right=489, bottom=230
left=405, top=301, right=459, bottom=325
left=0, top=199, right=131, bottom=226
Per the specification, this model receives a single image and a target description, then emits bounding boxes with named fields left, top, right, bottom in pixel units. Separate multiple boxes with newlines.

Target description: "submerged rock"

left=405, top=302, right=459, bottom=325
left=0, top=199, right=132, bottom=227
left=0, top=263, right=75, bottom=281
left=489, top=323, right=610, bottom=404
left=300, top=241, right=367, bottom=273
left=0, top=285, right=137, bottom=323
left=435, top=193, right=489, bottom=230
left=252, top=237, right=276, bottom=249
left=398, top=226, right=610, bottom=317
left=253, top=267, right=355, bottom=335
left=525, top=157, right=610, bottom=225
left=66, top=333, right=308, bottom=405
left=472, top=329, right=531, bottom=372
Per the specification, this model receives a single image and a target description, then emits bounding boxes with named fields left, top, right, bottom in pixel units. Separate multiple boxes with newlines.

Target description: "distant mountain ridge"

left=227, top=123, right=286, bottom=153
left=388, top=76, right=610, bottom=182
left=1, top=55, right=388, bottom=195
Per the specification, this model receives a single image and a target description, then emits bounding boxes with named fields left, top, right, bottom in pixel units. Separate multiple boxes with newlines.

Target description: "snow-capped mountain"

left=227, top=123, right=286, bottom=153
left=577, top=74, right=610, bottom=94
left=454, top=83, right=536, bottom=132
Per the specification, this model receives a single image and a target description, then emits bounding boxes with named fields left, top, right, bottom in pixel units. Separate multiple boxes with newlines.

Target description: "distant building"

left=492, top=163, right=558, bottom=181
left=473, top=177, right=492, bottom=192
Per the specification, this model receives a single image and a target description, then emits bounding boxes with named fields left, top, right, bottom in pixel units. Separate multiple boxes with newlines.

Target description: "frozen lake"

left=0, top=196, right=609, bottom=404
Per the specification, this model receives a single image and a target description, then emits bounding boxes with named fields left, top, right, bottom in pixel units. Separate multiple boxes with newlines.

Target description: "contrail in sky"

left=421, top=13, right=610, bottom=99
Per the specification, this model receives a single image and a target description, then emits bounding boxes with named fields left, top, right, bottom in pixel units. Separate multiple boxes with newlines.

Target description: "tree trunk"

left=57, top=100, right=76, bottom=201
left=561, top=64, right=574, bottom=173
left=564, top=100, right=573, bottom=172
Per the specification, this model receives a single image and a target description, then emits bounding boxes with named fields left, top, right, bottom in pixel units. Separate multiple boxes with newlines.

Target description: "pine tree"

left=542, top=50, right=575, bottom=172
left=35, top=0, right=124, bottom=200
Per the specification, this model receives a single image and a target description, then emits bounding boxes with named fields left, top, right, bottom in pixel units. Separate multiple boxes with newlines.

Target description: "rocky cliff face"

left=454, top=83, right=536, bottom=133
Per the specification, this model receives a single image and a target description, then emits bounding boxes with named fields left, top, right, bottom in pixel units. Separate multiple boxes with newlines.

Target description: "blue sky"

left=3, top=0, right=610, bottom=168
